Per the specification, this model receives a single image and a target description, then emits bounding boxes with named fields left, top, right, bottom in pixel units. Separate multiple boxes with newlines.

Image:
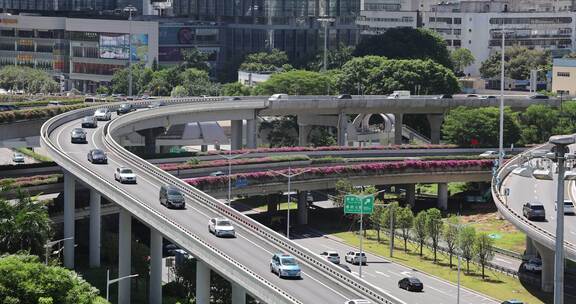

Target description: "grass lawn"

left=458, top=212, right=526, bottom=254
left=332, top=229, right=550, bottom=304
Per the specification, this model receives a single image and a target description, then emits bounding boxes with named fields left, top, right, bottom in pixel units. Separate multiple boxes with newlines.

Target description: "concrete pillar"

left=437, top=183, right=448, bottom=210
left=196, top=260, right=210, bottom=304
left=534, top=241, right=554, bottom=292
left=63, top=172, right=75, bottom=269
left=394, top=113, right=403, bottom=145
left=149, top=228, right=162, bottom=304
left=297, top=191, right=309, bottom=225
left=231, top=120, right=243, bottom=150
left=89, top=189, right=101, bottom=268
left=525, top=235, right=537, bottom=257
left=246, top=119, right=257, bottom=149
left=427, top=114, right=444, bottom=144
left=118, top=209, right=132, bottom=304
left=298, top=125, right=312, bottom=146
left=406, top=184, right=416, bottom=208
left=231, top=282, right=246, bottom=304
left=337, top=112, right=348, bottom=146
left=201, top=145, right=208, bottom=152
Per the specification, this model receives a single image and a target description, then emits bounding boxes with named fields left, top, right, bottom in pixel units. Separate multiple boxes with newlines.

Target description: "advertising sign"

left=99, top=34, right=129, bottom=60
left=159, top=27, right=195, bottom=45
left=130, top=34, right=149, bottom=62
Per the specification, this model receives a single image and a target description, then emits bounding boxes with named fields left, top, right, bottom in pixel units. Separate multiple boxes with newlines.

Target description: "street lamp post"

left=273, top=164, right=310, bottom=239
left=106, top=269, right=139, bottom=301
left=496, top=23, right=515, bottom=168
left=214, top=148, right=250, bottom=206
left=44, top=237, right=74, bottom=265
left=446, top=219, right=470, bottom=304
left=317, top=17, right=335, bottom=72
left=124, top=5, right=137, bottom=97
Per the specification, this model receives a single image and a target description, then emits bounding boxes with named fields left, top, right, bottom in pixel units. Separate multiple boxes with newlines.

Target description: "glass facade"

left=1, top=0, right=117, bottom=11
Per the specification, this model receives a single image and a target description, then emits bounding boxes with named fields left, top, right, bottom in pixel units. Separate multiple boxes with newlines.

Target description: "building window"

left=454, top=18, right=462, bottom=24
left=557, top=71, right=571, bottom=77
left=453, top=40, right=461, bottom=47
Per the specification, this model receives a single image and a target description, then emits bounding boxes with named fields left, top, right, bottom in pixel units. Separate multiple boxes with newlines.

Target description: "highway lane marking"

left=424, top=284, right=451, bottom=296
left=375, top=271, right=390, bottom=277
left=494, top=257, right=512, bottom=264
left=388, top=270, right=402, bottom=277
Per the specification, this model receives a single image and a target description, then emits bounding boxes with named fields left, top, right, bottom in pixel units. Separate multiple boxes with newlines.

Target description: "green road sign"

left=344, top=195, right=374, bottom=214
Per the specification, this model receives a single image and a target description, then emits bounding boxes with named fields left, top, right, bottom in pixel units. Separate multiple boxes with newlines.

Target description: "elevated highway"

left=42, top=99, right=401, bottom=304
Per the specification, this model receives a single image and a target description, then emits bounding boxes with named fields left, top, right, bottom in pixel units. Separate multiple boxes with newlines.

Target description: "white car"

left=345, top=251, right=367, bottom=265
left=479, top=151, right=498, bottom=158
left=93, top=108, right=111, bottom=121
left=344, top=300, right=372, bottom=304
left=114, top=167, right=137, bottom=184
left=555, top=200, right=575, bottom=214
left=12, top=152, right=25, bottom=163
left=268, top=93, right=289, bottom=101
left=523, top=258, right=542, bottom=272
left=320, top=251, right=340, bottom=264
left=208, top=218, right=236, bottom=237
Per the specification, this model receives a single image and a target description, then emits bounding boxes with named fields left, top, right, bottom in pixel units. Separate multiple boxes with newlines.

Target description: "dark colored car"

left=81, top=116, right=97, bottom=128
left=529, top=94, right=549, bottom=100
left=160, top=185, right=186, bottom=209
left=70, top=128, right=87, bottom=143
left=439, top=94, right=453, bottom=99
left=228, top=97, right=241, bottom=101
left=337, top=94, right=352, bottom=99
left=398, top=277, right=423, bottom=292
left=0, top=104, right=19, bottom=111
left=87, top=149, right=108, bottom=164
left=117, top=103, right=136, bottom=115
left=501, top=300, right=524, bottom=304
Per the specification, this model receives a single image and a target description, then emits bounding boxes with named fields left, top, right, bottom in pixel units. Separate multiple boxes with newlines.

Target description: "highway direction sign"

left=344, top=195, right=374, bottom=214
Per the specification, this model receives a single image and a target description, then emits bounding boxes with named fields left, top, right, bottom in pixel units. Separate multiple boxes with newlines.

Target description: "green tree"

left=180, top=48, right=210, bottom=71
left=309, top=127, right=337, bottom=147
left=354, top=28, right=453, bottom=68
left=337, top=56, right=388, bottom=95
left=369, top=204, right=385, bottom=243
left=0, top=254, right=104, bottom=303
left=333, top=179, right=354, bottom=208
left=253, top=70, right=335, bottom=95
left=518, top=104, right=563, bottom=144
left=474, top=232, right=495, bottom=279
left=458, top=226, right=476, bottom=273
left=240, top=49, right=292, bottom=72
left=479, top=46, right=550, bottom=80
left=308, top=43, right=354, bottom=71
left=180, top=68, right=220, bottom=96
left=381, top=202, right=400, bottom=255
left=0, top=188, right=53, bottom=256
left=425, top=208, right=444, bottom=263
left=0, top=66, right=58, bottom=94
left=95, top=86, right=110, bottom=95
left=220, top=82, right=253, bottom=96
left=171, top=85, right=188, bottom=97
left=260, top=116, right=299, bottom=147
left=442, top=106, right=521, bottom=147
left=443, top=215, right=460, bottom=268
left=396, top=206, right=414, bottom=252
left=413, top=211, right=428, bottom=256
left=451, top=48, right=475, bottom=75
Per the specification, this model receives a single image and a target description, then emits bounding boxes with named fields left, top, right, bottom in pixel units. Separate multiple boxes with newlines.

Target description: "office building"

left=552, top=58, right=576, bottom=95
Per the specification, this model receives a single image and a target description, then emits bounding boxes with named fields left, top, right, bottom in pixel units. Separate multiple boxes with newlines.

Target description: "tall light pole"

left=44, top=237, right=73, bottom=265
left=106, top=269, right=139, bottom=301
left=124, top=5, right=137, bottom=97
left=214, top=142, right=250, bottom=206
left=317, top=17, right=335, bottom=72
left=496, top=22, right=514, bottom=168
left=446, top=219, right=470, bottom=304
left=273, top=164, right=310, bottom=239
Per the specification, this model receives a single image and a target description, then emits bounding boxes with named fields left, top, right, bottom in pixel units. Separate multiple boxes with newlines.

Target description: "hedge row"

left=0, top=104, right=89, bottom=123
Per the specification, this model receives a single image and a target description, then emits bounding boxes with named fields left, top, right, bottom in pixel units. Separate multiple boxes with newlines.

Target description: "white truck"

left=387, top=90, right=411, bottom=99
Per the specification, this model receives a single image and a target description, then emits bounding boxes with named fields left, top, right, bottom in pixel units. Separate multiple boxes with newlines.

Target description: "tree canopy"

left=442, top=106, right=521, bottom=147
left=354, top=28, right=453, bottom=69
left=451, top=48, right=475, bottom=75
left=308, top=43, right=354, bottom=71
left=0, top=66, right=58, bottom=94
left=253, top=70, right=334, bottom=95
left=479, top=46, right=550, bottom=80
left=239, top=49, right=293, bottom=73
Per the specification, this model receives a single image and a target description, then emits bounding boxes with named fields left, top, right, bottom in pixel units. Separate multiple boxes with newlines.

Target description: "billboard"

left=99, top=33, right=149, bottom=61
left=159, top=27, right=195, bottom=45
left=130, top=34, right=149, bottom=62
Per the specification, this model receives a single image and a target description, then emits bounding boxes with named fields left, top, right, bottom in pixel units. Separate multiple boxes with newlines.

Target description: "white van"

left=387, top=90, right=411, bottom=99
left=268, top=93, right=289, bottom=101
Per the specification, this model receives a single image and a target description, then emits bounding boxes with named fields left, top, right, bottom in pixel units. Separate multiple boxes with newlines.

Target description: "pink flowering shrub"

left=158, top=155, right=309, bottom=171
left=184, top=159, right=492, bottom=189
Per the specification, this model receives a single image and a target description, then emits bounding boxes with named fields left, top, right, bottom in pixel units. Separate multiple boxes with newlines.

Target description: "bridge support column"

left=394, top=113, right=403, bottom=145
left=298, top=124, right=312, bottom=146
left=201, top=145, right=208, bottom=152
left=246, top=119, right=257, bottom=149
left=149, top=227, right=162, bottom=304
left=63, top=172, right=75, bottom=269
left=231, top=282, right=246, bottom=304
left=139, top=127, right=165, bottom=155
left=427, top=114, right=444, bottom=144
left=297, top=191, right=309, bottom=225
left=337, top=112, right=348, bottom=146
left=118, top=209, right=132, bottom=304
left=196, top=260, right=211, bottom=304
left=89, top=189, right=101, bottom=268
left=534, top=241, right=554, bottom=292
left=525, top=235, right=537, bottom=257
left=437, top=183, right=448, bottom=210
left=406, top=184, right=416, bottom=208
left=231, top=120, right=243, bottom=150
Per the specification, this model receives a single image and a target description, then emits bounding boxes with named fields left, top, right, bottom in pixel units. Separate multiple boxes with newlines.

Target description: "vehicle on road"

left=437, top=94, right=453, bottom=99
left=466, top=94, right=479, bottom=98
left=12, top=152, right=24, bottom=163
left=114, top=167, right=137, bottom=184
left=81, top=116, right=98, bottom=128
left=209, top=171, right=225, bottom=176
left=337, top=264, right=352, bottom=272
left=345, top=251, right=367, bottom=265
left=555, top=200, right=575, bottom=214
left=529, top=94, right=549, bottom=100
left=387, top=90, right=410, bottom=99
left=522, top=202, right=546, bottom=221
left=479, top=150, right=498, bottom=158
left=148, top=101, right=166, bottom=108
left=93, top=108, right=111, bottom=121
left=0, top=104, right=19, bottom=111
left=47, top=100, right=63, bottom=107
left=344, top=300, right=371, bottom=304
left=398, top=277, right=423, bottom=292
left=320, top=251, right=340, bottom=264
left=208, top=218, right=236, bottom=237
left=87, top=149, right=107, bottom=164
left=228, top=97, right=241, bottom=101
left=270, top=253, right=302, bottom=279
left=268, top=93, right=289, bottom=101
left=117, top=103, right=136, bottom=115
left=336, top=94, right=352, bottom=99
left=159, top=185, right=186, bottom=209
left=523, top=258, right=542, bottom=272
left=501, top=300, right=524, bottom=304
left=71, top=128, right=87, bottom=143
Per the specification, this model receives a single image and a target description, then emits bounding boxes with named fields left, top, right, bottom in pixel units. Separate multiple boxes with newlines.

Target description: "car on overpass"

left=208, top=218, right=236, bottom=237
left=501, top=300, right=524, bottom=304
left=114, top=167, right=137, bottom=184
left=522, top=202, right=546, bottom=221
left=344, top=300, right=371, bottom=304
left=270, top=253, right=302, bottom=279
left=523, top=258, right=542, bottom=272
left=87, top=149, right=107, bottom=164
left=479, top=150, right=498, bottom=158
left=398, top=277, right=423, bottom=292
left=345, top=251, right=367, bottom=265
left=12, top=152, right=24, bottom=163
left=70, top=128, right=87, bottom=144
left=81, top=116, right=97, bottom=128
left=159, top=185, right=186, bottom=209
left=268, top=93, right=289, bottom=101
left=320, top=251, right=340, bottom=264
left=93, top=108, right=112, bottom=121
left=117, top=103, right=136, bottom=115
left=555, top=199, right=575, bottom=214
